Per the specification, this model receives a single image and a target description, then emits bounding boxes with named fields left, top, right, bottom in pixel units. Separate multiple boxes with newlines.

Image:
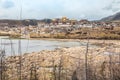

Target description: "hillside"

left=101, top=12, right=120, bottom=21
left=0, top=19, right=38, bottom=26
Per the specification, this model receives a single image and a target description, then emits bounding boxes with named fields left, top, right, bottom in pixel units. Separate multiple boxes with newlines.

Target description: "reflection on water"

left=0, top=36, right=87, bottom=56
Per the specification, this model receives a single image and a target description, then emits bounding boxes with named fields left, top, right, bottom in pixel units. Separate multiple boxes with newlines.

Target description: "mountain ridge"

left=101, top=12, right=120, bottom=21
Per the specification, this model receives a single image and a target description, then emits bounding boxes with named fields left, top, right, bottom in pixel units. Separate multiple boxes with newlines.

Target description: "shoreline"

left=1, top=35, right=120, bottom=46
left=25, top=38, right=120, bottom=46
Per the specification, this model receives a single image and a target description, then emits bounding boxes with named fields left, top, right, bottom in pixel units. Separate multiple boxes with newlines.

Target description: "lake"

left=0, top=36, right=87, bottom=56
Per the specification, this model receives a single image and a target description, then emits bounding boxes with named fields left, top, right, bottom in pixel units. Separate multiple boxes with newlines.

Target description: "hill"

left=0, top=19, right=38, bottom=27
left=101, top=12, right=120, bottom=21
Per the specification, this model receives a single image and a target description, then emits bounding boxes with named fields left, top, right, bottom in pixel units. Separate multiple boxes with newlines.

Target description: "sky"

left=0, top=0, right=120, bottom=20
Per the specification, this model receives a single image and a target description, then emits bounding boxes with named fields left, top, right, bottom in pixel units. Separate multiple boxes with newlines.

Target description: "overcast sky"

left=0, top=0, right=120, bottom=20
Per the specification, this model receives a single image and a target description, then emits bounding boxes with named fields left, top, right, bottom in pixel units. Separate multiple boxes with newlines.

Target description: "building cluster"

left=51, top=17, right=77, bottom=25
left=0, top=17, right=120, bottom=38
left=38, top=17, right=120, bottom=29
left=0, top=17, right=120, bottom=29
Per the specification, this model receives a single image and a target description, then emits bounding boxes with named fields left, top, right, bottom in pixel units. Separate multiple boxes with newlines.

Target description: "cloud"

left=0, top=0, right=120, bottom=20
left=103, top=0, right=120, bottom=12
left=2, top=0, right=15, bottom=9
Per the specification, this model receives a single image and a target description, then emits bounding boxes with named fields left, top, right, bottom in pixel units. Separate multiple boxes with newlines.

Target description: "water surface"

left=0, top=36, right=87, bottom=56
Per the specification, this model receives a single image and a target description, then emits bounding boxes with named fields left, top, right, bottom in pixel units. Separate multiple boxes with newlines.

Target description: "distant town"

left=0, top=17, right=120, bottom=39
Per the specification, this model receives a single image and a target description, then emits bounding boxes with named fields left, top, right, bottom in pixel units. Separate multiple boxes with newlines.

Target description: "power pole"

left=85, top=31, right=90, bottom=80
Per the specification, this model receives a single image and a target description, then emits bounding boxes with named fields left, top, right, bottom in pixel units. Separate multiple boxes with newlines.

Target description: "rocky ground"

left=4, top=40, right=120, bottom=80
